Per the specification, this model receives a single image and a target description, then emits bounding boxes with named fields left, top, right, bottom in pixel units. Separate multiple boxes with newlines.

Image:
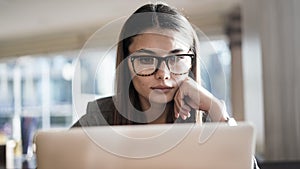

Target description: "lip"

left=151, top=85, right=174, bottom=92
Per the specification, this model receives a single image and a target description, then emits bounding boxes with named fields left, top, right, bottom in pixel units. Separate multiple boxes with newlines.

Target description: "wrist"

left=207, top=99, right=230, bottom=122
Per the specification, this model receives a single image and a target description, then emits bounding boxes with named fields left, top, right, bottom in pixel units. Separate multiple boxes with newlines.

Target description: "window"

left=199, top=38, right=232, bottom=115
left=0, top=53, right=74, bottom=157
left=0, top=39, right=231, bottom=158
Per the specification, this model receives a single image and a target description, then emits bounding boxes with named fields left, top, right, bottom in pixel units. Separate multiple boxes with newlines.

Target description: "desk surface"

left=258, top=160, right=300, bottom=169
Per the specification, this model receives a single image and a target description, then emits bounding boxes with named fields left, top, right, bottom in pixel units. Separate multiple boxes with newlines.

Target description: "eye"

left=168, top=55, right=182, bottom=65
left=138, top=57, right=155, bottom=65
left=168, top=55, right=176, bottom=62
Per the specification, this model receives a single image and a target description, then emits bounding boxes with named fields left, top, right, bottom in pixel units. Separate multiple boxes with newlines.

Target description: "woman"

left=72, top=3, right=259, bottom=168
left=72, top=3, right=229, bottom=127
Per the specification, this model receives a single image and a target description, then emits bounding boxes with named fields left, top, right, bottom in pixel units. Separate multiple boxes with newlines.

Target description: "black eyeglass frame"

left=129, top=54, right=195, bottom=76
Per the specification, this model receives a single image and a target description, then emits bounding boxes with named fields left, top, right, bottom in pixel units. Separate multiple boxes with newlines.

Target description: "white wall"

left=242, top=0, right=300, bottom=161
left=242, top=0, right=265, bottom=157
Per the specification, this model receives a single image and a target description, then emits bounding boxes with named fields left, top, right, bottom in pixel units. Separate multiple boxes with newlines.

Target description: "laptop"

left=34, top=122, right=255, bottom=169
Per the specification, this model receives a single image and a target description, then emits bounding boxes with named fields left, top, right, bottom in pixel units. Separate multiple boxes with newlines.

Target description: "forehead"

left=128, top=30, right=191, bottom=54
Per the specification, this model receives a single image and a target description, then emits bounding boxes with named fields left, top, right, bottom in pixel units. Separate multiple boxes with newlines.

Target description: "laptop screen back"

left=34, top=122, right=255, bottom=169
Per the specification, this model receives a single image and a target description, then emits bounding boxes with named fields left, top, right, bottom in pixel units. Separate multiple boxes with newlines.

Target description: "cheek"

left=172, top=74, right=189, bottom=86
left=132, top=76, right=151, bottom=93
left=128, top=61, right=150, bottom=95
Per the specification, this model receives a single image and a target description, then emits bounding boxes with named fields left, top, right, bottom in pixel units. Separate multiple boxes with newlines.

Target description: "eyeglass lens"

left=132, top=55, right=192, bottom=76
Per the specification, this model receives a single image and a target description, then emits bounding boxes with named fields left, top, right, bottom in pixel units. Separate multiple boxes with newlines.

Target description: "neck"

left=139, top=98, right=171, bottom=124
left=149, top=103, right=170, bottom=124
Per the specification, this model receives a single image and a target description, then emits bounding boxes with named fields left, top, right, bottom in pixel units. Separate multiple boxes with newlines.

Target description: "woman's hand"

left=174, top=77, right=229, bottom=122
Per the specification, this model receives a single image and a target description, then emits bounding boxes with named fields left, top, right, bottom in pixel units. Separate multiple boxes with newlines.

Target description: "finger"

left=174, top=97, right=184, bottom=119
left=180, top=109, right=190, bottom=116
left=174, top=88, right=185, bottom=118
left=174, top=103, right=180, bottom=119
left=180, top=110, right=190, bottom=120
left=174, top=88, right=184, bottom=108
left=174, top=98, right=189, bottom=120
left=175, top=100, right=190, bottom=120
left=179, top=110, right=191, bottom=120
left=181, top=104, right=191, bottom=114
left=179, top=104, right=191, bottom=120
left=175, top=102, right=191, bottom=118
left=180, top=113, right=187, bottom=120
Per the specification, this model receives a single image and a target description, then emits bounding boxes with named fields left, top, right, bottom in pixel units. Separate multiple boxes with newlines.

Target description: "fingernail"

left=188, top=113, right=191, bottom=118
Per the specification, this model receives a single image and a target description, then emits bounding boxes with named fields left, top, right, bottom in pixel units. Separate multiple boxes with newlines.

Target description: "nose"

left=154, top=61, right=170, bottom=80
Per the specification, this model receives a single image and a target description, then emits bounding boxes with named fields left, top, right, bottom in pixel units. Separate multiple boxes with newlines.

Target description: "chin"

left=148, top=94, right=173, bottom=104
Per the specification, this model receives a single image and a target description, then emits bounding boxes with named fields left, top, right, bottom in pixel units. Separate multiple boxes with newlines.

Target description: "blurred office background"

left=0, top=0, right=299, bottom=168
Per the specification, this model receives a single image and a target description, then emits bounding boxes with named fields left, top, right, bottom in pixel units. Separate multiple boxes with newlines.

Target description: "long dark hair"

left=112, top=3, right=201, bottom=125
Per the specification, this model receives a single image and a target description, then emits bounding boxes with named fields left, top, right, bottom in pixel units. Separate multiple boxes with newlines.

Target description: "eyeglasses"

left=130, top=53, right=194, bottom=76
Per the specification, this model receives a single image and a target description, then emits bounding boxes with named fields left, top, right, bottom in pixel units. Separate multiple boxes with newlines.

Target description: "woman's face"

left=128, top=30, right=192, bottom=109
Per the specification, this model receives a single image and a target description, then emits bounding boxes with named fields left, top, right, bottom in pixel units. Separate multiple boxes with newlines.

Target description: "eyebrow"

left=169, top=49, right=184, bottom=54
left=134, top=48, right=184, bottom=55
left=134, top=49, right=156, bottom=55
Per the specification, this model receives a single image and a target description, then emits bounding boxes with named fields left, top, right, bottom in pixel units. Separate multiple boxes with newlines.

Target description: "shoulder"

left=73, top=96, right=115, bottom=127
left=94, top=96, right=115, bottom=112
left=87, top=96, right=115, bottom=121
left=86, top=96, right=115, bottom=113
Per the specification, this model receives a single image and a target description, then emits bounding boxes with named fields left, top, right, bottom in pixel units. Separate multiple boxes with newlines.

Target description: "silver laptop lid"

left=34, top=122, right=255, bottom=169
